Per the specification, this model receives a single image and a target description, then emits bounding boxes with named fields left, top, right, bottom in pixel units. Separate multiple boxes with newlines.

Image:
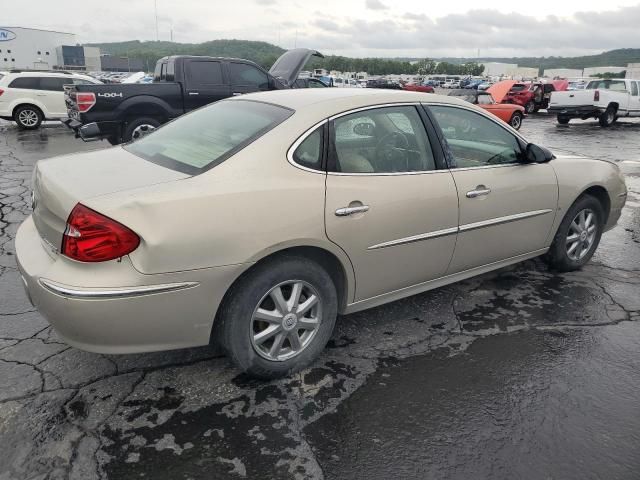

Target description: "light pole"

left=154, top=0, right=159, bottom=41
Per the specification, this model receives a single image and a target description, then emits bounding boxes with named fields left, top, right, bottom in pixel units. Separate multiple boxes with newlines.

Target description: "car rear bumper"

left=62, top=117, right=121, bottom=143
left=15, top=215, right=246, bottom=354
left=547, top=105, right=604, bottom=117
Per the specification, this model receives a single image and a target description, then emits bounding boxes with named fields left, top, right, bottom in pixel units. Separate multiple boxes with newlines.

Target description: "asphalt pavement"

left=0, top=113, right=639, bottom=480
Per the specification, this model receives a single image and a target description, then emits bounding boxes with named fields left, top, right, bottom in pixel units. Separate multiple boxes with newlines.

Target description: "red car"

left=403, top=83, right=435, bottom=93
left=501, top=80, right=569, bottom=113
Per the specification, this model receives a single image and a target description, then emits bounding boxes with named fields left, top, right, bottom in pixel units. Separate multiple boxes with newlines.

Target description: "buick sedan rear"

left=16, top=89, right=627, bottom=378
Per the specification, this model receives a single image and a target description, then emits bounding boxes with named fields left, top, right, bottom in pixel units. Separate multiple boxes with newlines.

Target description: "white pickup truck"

left=548, top=78, right=640, bottom=126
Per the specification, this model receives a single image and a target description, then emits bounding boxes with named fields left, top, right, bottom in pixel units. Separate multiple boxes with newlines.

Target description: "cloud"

left=301, top=4, right=640, bottom=58
left=365, top=0, right=389, bottom=10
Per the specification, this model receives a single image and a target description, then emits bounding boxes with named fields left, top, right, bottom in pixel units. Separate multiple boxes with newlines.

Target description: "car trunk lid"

left=268, top=48, right=324, bottom=87
left=31, top=147, right=189, bottom=253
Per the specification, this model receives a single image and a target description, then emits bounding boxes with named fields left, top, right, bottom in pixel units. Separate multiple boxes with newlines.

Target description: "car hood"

left=486, top=80, right=518, bottom=103
left=269, top=48, right=324, bottom=87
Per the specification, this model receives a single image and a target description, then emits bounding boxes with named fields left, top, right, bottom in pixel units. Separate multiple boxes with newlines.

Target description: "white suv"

left=0, top=71, right=101, bottom=129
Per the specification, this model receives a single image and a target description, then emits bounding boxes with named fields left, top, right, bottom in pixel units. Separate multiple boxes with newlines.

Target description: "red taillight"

left=75, top=92, right=96, bottom=113
left=61, top=204, right=140, bottom=262
left=0, top=88, right=4, bottom=97
left=594, top=90, right=600, bottom=102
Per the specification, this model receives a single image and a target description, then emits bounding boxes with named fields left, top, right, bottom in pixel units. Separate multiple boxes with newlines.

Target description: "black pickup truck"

left=63, top=48, right=323, bottom=144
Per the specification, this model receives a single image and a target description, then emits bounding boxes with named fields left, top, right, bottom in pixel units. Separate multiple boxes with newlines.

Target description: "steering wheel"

left=375, top=131, right=410, bottom=172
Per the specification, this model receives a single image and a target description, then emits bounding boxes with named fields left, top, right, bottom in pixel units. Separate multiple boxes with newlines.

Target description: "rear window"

left=125, top=100, right=293, bottom=175
left=587, top=80, right=627, bottom=91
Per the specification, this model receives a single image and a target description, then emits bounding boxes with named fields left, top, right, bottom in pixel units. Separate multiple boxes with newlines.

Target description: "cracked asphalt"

left=1, top=114, right=639, bottom=480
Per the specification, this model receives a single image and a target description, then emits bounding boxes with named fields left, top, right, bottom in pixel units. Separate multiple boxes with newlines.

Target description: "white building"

left=481, top=62, right=517, bottom=77
left=506, top=66, right=539, bottom=80
left=627, top=63, right=640, bottom=79
left=543, top=68, right=583, bottom=79
left=0, top=26, right=76, bottom=70
left=583, top=66, right=626, bottom=77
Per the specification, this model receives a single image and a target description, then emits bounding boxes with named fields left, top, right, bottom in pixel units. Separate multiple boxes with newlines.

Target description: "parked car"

left=500, top=81, right=568, bottom=114
left=442, top=80, right=461, bottom=89
left=403, top=83, right=434, bottom=93
left=0, top=70, right=101, bottom=129
left=446, top=89, right=526, bottom=130
left=16, top=89, right=626, bottom=378
left=62, top=48, right=323, bottom=144
left=548, top=78, right=640, bottom=126
left=464, top=79, right=484, bottom=90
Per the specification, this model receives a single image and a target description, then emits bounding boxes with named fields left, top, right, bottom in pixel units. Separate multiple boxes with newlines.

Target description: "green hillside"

left=90, top=40, right=640, bottom=75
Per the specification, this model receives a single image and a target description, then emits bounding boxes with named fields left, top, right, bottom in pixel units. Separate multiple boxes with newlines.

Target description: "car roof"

left=227, top=88, right=473, bottom=117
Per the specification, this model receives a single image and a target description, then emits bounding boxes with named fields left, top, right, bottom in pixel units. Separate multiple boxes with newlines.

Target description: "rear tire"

left=123, top=117, right=161, bottom=143
left=509, top=112, right=523, bottom=130
left=598, top=106, right=616, bottom=127
left=14, top=105, right=43, bottom=129
left=557, top=115, right=570, bottom=125
left=545, top=195, right=605, bottom=272
left=218, top=256, right=338, bottom=379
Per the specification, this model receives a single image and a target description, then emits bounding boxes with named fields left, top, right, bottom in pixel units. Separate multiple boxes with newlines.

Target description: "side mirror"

left=525, top=143, right=554, bottom=163
left=353, top=122, right=375, bottom=136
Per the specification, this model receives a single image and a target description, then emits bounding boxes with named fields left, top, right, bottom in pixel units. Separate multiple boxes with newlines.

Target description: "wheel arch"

left=607, top=102, right=619, bottom=112
left=580, top=185, right=611, bottom=224
left=212, top=242, right=355, bottom=337
left=12, top=102, right=45, bottom=119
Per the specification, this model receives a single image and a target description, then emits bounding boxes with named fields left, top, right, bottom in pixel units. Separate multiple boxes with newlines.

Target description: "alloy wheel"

left=18, top=109, right=39, bottom=127
left=510, top=114, right=522, bottom=129
left=131, top=124, right=156, bottom=140
left=250, top=280, right=322, bottom=361
left=566, top=208, right=597, bottom=261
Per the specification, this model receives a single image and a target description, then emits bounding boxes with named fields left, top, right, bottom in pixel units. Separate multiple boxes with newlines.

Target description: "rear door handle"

left=188, top=92, right=199, bottom=96
left=335, top=205, right=369, bottom=216
left=232, top=92, right=243, bottom=96
left=466, top=186, right=491, bottom=198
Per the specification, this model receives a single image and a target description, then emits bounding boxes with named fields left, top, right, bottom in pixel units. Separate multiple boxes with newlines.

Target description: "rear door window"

left=187, top=61, right=224, bottom=87
left=229, top=63, right=269, bottom=89
left=8, top=77, right=40, bottom=89
left=39, top=77, right=68, bottom=91
left=631, top=82, right=639, bottom=96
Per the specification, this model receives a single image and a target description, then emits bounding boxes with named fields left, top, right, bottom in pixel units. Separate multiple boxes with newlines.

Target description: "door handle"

left=232, top=92, right=243, bottom=96
left=466, top=186, right=491, bottom=198
left=188, top=92, right=199, bottom=96
left=335, top=205, right=369, bottom=216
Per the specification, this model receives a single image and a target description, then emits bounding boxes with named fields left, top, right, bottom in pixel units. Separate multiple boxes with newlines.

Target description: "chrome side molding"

left=39, top=279, right=199, bottom=299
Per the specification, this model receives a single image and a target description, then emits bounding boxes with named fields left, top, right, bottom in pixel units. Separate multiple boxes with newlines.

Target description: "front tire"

left=219, top=256, right=338, bottom=379
left=525, top=101, right=536, bottom=114
left=14, top=105, right=43, bottom=129
left=509, top=112, right=523, bottom=130
left=546, top=195, right=604, bottom=272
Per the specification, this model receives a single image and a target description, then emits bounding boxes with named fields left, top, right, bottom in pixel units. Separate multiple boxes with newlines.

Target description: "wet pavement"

left=0, top=114, right=639, bottom=479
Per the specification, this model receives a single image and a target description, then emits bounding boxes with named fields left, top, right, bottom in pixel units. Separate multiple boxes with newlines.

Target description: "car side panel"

left=84, top=115, right=356, bottom=304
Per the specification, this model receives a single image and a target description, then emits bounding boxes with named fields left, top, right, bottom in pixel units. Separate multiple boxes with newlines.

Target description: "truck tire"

left=123, top=117, right=161, bottom=142
left=557, top=116, right=570, bottom=125
left=598, top=106, right=616, bottom=127
left=14, top=105, right=43, bottom=130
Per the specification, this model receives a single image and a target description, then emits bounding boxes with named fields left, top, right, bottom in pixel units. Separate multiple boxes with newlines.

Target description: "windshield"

left=125, top=100, right=293, bottom=175
left=477, top=94, right=494, bottom=105
left=586, top=80, right=627, bottom=91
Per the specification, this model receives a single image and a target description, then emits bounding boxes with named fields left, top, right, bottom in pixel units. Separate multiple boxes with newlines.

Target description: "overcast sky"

left=4, top=0, right=640, bottom=58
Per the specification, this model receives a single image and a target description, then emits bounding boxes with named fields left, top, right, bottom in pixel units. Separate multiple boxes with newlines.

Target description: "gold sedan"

left=16, top=89, right=627, bottom=378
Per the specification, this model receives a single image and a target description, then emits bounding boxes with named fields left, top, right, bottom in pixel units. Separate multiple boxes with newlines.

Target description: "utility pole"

left=154, top=0, right=159, bottom=41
